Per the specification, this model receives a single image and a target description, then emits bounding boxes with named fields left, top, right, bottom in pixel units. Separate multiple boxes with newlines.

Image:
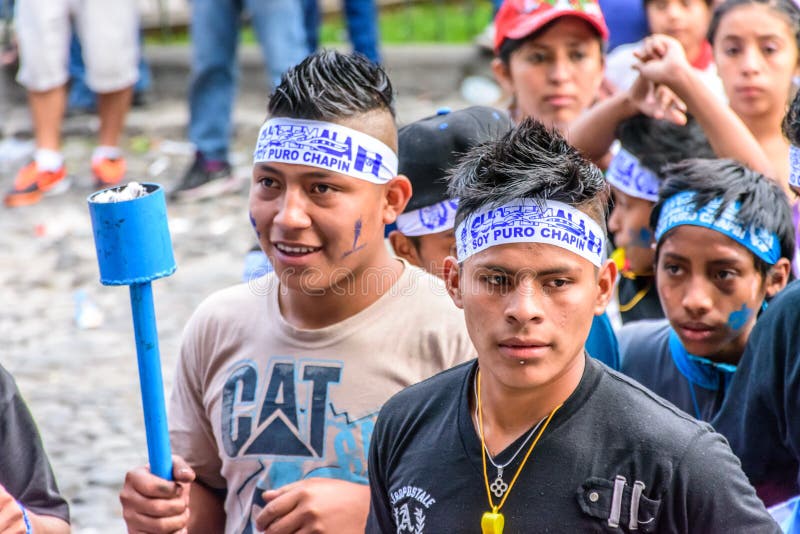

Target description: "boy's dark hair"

left=650, top=158, right=795, bottom=276
left=782, top=89, right=800, bottom=145
left=708, top=0, right=800, bottom=49
left=268, top=50, right=395, bottom=120
left=449, top=118, right=609, bottom=232
left=616, top=115, right=715, bottom=178
left=497, top=21, right=605, bottom=64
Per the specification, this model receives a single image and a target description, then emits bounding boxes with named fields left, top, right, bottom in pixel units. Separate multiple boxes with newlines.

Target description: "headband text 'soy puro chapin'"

left=655, top=191, right=782, bottom=265
left=396, top=199, right=459, bottom=236
left=253, top=118, right=398, bottom=184
left=456, top=199, right=606, bottom=266
left=605, top=147, right=660, bottom=202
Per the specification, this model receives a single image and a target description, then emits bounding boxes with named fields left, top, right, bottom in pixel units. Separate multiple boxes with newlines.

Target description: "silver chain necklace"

left=472, top=371, right=547, bottom=498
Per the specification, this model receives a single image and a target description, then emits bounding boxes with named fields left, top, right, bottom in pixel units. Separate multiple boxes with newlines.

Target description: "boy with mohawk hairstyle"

left=119, top=51, right=474, bottom=534
left=367, top=119, right=779, bottom=533
left=619, top=159, right=793, bottom=422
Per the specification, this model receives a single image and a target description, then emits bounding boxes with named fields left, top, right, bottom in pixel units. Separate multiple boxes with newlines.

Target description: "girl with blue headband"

left=619, top=158, right=794, bottom=421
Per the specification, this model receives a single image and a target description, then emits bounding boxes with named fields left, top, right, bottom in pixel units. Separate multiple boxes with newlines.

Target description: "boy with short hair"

left=391, top=105, right=620, bottom=369
left=619, top=158, right=793, bottom=421
left=608, top=115, right=714, bottom=324
left=367, top=119, right=779, bottom=533
left=119, top=51, right=474, bottom=534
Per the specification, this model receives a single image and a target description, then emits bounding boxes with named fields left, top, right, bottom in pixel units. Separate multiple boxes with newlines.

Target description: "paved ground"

left=0, top=47, right=478, bottom=532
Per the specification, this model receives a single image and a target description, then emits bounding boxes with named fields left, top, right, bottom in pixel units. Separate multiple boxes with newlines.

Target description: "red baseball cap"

left=494, top=0, right=610, bottom=53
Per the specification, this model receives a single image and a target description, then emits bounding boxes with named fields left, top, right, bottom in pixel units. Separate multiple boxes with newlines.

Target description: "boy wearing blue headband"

left=709, top=93, right=800, bottom=523
left=608, top=116, right=714, bottom=324
left=119, top=51, right=474, bottom=534
left=367, top=120, right=778, bottom=533
left=620, top=158, right=793, bottom=422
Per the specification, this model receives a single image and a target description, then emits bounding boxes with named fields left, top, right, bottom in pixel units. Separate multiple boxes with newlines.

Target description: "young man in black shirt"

left=367, top=120, right=780, bottom=533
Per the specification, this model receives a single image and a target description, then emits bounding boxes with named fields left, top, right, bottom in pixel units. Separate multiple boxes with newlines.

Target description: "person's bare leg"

left=28, top=85, right=67, bottom=150
left=97, top=86, right=133, bottom=147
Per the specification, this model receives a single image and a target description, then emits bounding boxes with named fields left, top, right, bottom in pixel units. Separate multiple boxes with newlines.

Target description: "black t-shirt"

left=0, top=365, right=70, bottom=522
left=368, top=357, right=778, bottom=533
left=619, top=319, right=730, bottom=421
left=712, top=280, right=800, bottom=507
left=617, top=276, right=663, bottom=325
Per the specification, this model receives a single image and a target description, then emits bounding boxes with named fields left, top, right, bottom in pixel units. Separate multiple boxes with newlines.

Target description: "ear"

left=382, top=175, right=413, bottom=225
left=593, top=259, right=617, bottom=315
left=764, top=258, right=791, bottom=298
left=491, top=58, right=514, bottom=95
left=443, top=255, right=464, bottom=309
left=389, top=230, right=423, bottom=268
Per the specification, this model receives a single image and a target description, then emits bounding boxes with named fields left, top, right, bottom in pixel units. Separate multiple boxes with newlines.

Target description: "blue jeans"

left=68, top=31, right=151, bottom=112
left=303, top=0, right=380, bottom=64
left=188, top=0, right=307, bottom=162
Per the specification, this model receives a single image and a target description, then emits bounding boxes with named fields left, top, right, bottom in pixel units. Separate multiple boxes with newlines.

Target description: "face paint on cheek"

left=629, top=227, right=653, bottom=249
left=342, top=217, right=367, bottom=258
left=726, top=303, right=753, bottom=331
left=249, top=211, right=261, bottom=238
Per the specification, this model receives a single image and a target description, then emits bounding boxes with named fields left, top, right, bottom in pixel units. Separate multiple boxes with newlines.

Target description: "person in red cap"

left=491, top=0, right=609, bottom=131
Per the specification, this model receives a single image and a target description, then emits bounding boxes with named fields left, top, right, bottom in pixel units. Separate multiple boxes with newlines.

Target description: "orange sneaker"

left=92, top=156, right=127, bottom=186
left=4, top=162, right=67, bottom=208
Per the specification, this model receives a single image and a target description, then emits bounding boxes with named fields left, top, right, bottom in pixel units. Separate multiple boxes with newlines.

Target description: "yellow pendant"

left=481, top=511, right=505, bottom=534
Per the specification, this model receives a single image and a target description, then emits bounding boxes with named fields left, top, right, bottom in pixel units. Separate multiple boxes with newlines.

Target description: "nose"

left=664, top=2, right=682, bottom=22
left=739, top=45, right=763, bottom=75
left=504, top=279, right=545, bottom=325
left=547, top=55, right=572, bottom=84
left=273, top=188, right=312, bottom=229
left=607, top=206, right=623, bottom=237
left=681, top=275, right=714, bottom=318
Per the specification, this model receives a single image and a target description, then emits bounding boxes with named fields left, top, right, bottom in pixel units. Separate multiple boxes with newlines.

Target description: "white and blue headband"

left=396, top=199, right=459, bottom=236
left=655, top=191, right=781, bottom=265
left=455, top=199, right=606, bottom=266
left=789, top=144, right=800, bottom=189
left=605, top=147, right=660, bottom=202
left=253, top=118, right=398, bottom=184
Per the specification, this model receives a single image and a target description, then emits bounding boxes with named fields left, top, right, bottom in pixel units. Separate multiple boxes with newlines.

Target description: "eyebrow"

left=256, top=164, right=338, bottom=180
left=474, top=263, right=580, bottom=277
left=661, top=252, right=746, bottom=267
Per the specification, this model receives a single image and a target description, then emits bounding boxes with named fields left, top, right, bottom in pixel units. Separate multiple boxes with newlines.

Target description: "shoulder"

left=593, top=362, right=710, bottom=445
left=185, top=275, right=275, bottom=333
left=618, top=319, right=670, bottom=362
left=378, top=361, right=471, bottom=422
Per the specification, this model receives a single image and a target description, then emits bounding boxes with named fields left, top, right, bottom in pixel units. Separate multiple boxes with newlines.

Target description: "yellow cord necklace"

left=476, top=368, right=562, bottom=534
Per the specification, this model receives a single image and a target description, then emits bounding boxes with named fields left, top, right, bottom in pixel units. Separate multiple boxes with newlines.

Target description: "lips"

left=735, top=86, right=765, bottom=98
left=677, top=322, right=716, bottom=342
left=273, top=242, right=322, bottom=257
left=544, top=95, right=576, bottom=108
left=497, top=337, right=551, bottom=359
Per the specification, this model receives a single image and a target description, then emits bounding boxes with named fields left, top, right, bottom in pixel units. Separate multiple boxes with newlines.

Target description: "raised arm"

left=634, top=34, right=775, bottom=177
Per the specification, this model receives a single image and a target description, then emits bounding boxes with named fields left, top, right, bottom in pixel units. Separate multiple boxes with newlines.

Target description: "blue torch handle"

left=129, top=282, right=173, bottom=480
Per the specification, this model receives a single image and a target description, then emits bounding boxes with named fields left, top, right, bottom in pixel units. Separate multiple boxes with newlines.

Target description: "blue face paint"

left=342, top=217, right=366, bottom=258
left=249, top=211, right=261, bottom=238
left=727, top=303, right=752, bottom=331
left=628, top=227, right=653, bottom=249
